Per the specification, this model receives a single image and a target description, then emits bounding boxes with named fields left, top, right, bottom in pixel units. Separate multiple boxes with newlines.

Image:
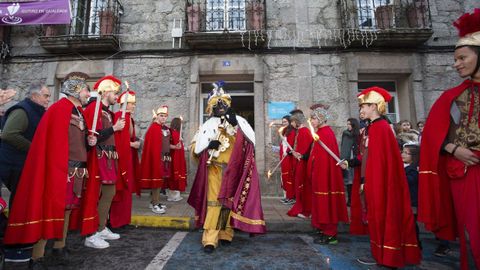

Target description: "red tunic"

left=365, top=118, right=421, bottom=267
left=140, top=122, right=165, bottom=189
left=287, top=126, right=313, bottom=217
left=280, top=129, right=296, bottom=199
left=308, top=126, right=348, bottom=236
left=109, top=112, right=140, bottom=228
left=419, top=80, right=480, bottom=269
left=169, top=129, right=187, bottom=191
left=4, top=98, right=99, bottom=243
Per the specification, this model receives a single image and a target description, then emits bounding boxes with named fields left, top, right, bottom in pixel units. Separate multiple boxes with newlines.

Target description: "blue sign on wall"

left=268, top=102, right=296, bottom=120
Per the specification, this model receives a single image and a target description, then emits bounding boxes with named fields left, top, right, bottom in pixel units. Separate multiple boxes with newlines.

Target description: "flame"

left=267, top=170, right=272, bottom=179
left=125, top=80, right=130, bottom=89
left=269, top=122, right=275, bottom=128
left=179, top=115, right=184, bottom=121
left=307, top=118, right=320, bottom=141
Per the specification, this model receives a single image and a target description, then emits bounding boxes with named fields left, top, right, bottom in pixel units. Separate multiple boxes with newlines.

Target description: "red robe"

left=350, top=128, right=368, bottom=235
left=287, top=126, right=313, bottom=217
left=280, top=129, right=296, bottom=199
left=140, top=122, right=165, bottom=189
left=308, top=126, right=348, bottom=235
left=169, top=129, right=187, bottom=191
left=109, top=112, right=140, bottom=228
left=365, top=118, right=421, bottom=267
left=4, top=98, right=99, bottom=243
left=419, top=80, right=480, bottom=269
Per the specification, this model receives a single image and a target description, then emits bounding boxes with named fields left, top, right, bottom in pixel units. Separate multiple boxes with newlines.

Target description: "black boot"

left=346, top=184, right=352, bottom=206
left=47, top=247, right=70, bottom=266
left=203, top=245, right=215, bottom=254
left=29, top=257, right=48, bottom=270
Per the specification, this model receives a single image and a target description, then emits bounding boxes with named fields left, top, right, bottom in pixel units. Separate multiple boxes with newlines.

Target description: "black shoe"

left=434, top=245, right=451, bottom=257
left=29, top=258, right=48, bottom=270
left=357, top=257, right=377, bottom=265
left=203, top=245, right=215, bottom=254
left=219, top=240, right=231, bottom=246
left=47, top=247, right=70, bottom=266
left=313, top=235, right=338, bottom=245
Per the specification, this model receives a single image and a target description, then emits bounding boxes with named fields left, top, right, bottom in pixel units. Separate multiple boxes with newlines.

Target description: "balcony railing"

left=38, top=0, right=123, bottom=52
left=184, top=0, right=267, bottom=49
left=340, top=0, right=433, bottom=46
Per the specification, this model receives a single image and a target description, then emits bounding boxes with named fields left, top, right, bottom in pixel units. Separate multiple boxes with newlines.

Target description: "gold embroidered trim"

left=370, top=240, right=418, bottom=251
left=230, top=212, right=265, bottom=226
left=9, top=218, right=65, bottom=227
left=314, top=191, right=345, bottom=195
left=419, top=171, right=437, bottom=175
left=207, top=201, right=222, bottom=207
left=83, top=216, right=96, bottom=221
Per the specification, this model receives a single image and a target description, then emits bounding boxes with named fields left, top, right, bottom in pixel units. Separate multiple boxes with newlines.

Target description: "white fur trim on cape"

left=194, top=116, right=255, bottom=154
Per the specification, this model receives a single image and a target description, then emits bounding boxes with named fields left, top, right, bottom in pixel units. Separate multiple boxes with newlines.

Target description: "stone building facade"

left=0, top=0, right=476, bottom=195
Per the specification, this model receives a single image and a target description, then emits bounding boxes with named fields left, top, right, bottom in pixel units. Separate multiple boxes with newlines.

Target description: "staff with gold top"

left=121, top=81, right=130, bottom=119
left=267, top=122, right=294, bottom=179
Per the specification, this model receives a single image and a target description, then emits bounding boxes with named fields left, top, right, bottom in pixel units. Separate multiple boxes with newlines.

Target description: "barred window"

left=206, top=0, right=246, bottom=31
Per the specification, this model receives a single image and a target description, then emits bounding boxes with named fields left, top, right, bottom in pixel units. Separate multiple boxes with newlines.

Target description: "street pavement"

left=4, top=227, right=467, bottom=270
left=1, top=191, right=473, bottom=269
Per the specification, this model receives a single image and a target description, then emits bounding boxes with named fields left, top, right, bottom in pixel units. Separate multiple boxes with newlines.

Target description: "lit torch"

left=179, top=115, right=184, bottom=141
left=307, top=118, right=346, bottom=166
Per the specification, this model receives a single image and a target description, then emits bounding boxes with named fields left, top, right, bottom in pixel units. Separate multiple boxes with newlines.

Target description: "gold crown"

left=152, top=106, right=168, bottom=118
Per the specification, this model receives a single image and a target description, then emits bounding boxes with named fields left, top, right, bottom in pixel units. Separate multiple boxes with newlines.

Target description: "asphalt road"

left=5, top=226, right=467, bottom=270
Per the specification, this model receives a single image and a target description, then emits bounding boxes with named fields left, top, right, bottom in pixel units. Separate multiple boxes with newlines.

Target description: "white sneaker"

left=297, top=213, right=307, bottom=219
left=98, top=227, right=120, bottom=240
left=85, top=233, right=110, bottom=249
left=152, top=205, right=166, bottom=214
left=149, top=203, right=167, bottom=209
left=167, top=196, right=183, bottom=202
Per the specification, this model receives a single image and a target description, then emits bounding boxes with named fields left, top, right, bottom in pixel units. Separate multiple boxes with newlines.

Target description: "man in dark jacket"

left=0, top=82, right=50, bottom=263
left=0, top=82, right=50, bottom=204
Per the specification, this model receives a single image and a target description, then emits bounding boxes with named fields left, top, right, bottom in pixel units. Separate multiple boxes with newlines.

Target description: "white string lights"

left=239, top=28, right=378, bottom=50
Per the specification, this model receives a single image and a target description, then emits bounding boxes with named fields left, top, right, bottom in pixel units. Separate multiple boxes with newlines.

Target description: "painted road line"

left=145, top=231, right=188, bottom=270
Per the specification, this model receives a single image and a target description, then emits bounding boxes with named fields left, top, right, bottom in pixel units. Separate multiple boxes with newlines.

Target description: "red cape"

left=140, top=122, right=165, bottom=189
left=287, top=127, right=313, bottom=217
left=308, top=126, right=348, bottom=229
left=365, top=119, right=421, bottom=267
left=109, top=112, right=140, bottom=228
left=169, top=129, right=187, bottom=191
left=280, top=130, right=295, bottom=199
left=5, top=98, right=98, bottom=243
left=418, top=80, right=475, bottom=240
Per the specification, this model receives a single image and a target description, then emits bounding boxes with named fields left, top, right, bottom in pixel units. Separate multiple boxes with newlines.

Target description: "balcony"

left=38, top=0, right=123, bottom=53
left=340, top=0, right=433, bottom=47
left=184, top=0, right=267, bottom=50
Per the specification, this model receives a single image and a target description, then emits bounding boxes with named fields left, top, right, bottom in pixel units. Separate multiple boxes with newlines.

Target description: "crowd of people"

left=0, top=7, right=478, bottom=270
left=0, top=74, right=187, bottom=269
left=272, top=8, right=480, bottom=269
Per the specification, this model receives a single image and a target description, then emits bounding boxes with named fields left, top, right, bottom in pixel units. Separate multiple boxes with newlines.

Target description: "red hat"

left=357, top=86, right=392, bottom=115
left=454, top=9, right=480, bottom=47
left=117, top=90, right=136, bottom=104
left=93, top=75, right=121, bottom=93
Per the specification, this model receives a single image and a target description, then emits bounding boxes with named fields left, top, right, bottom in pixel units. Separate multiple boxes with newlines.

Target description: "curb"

left=131, top=215, right=193, bottom=230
